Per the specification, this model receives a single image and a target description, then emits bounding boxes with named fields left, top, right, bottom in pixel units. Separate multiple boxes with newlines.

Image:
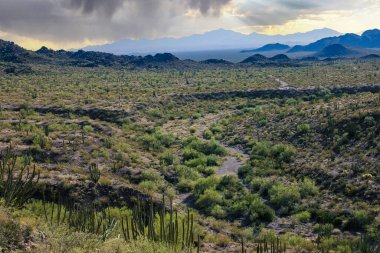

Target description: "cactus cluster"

left=42, top=193, right=199, bottom=250
left=240, top=238, right=287, bottom=253
left=42, top=197, right=117, bottom=241
left=0, top=147, right=40, bottom=208
left=121, top=195, right=199, bottom=251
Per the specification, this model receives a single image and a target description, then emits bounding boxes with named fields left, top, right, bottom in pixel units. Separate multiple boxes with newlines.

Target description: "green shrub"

left=293, top=211, right=311, bottom=223
left=210, top=204, right=227, bottom=219
left=298, top=178, right=319, bottom=198
left=140, top=134, right=162, bottom=151
left=177, top=178, right=195, bottom=192
left=83, top=125, right=94, bottom=132
left=183, top=148, right=202, bottom=161
left=297, top=124, right=311, bottom=135
left=285, top=98, right=298, bottom=106
left=270, top=144, right=296, bottom=165
left=159, top=151, right=176, bottom=166
left=250, top=141, right=271, bottom=160
left=248, top=177, right=274, bottom=197
left=246, top=194, right=275, bottom=224
left=175, top=165, right=201, bottom=180
left=194, top=176, right=219, bottom=197
left=141, top=169, right=162, bottom=182
left=203, top=129, right=213, bottom=140
left=345, top=210, right=372, bottom=231
left=269, top=183, right=301, bottom=214
left=195, top=189, right=223, bottom=210
left=139, top=180, right=159, bottom=193
left=139, top=131, right=175, bottom=151
left=363, top=116, right=376, bottom=126
left=32, top=132, right=52, bottom=150
left=0, top=220, right=23, bottom=250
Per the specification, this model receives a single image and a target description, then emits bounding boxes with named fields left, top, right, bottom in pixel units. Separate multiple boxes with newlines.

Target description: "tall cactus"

left=43, top=197, right=117, bottom=241
left=120, top=194, right=198, bottom=251
left=0, top=148, right=40, bottom=208
left=88, top=163, right=101, bottom=184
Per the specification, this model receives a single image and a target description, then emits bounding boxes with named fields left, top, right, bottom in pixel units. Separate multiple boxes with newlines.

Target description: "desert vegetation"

left=0, top=50, right=379, bottom=252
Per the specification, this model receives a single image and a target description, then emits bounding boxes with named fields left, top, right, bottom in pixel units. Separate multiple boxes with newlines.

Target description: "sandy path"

left=218, top=146, right=249, bottom=176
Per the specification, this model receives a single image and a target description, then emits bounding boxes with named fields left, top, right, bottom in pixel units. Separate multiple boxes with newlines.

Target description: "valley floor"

left=0, top=59, right=380, bottom=252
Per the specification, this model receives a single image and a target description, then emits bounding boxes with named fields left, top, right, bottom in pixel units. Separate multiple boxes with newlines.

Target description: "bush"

left=141, top=169, right=162, bottom=182
left=345, top=210, right=372, bottom=231
left=250, top=141, right=271, bottom=160
left=293, top=211, right=311, bottom=223
left=83, top=125, right=94, bottom=132
left=270, top=144, right=296, bottom=165
left=159, top=151, right=176, bottom=166
left=210, top=204, right=227, bottom=219
left=177, top=178, right=195, bottom=192
left=249, top=142, right=296, bottom=169
left=298, top=178, right=319, bottom=198
left=0, top=220, right=23, bottom=250
left=246, top=194, right=275, bottom=224
left=139, top=131, right=175, bottom=151
left=285, top=98, right=298, bottom=106
left=217, top=175, right=244, bottom=193
left=297, top=124, right=311, bottom=135
left=32, top=133, right=52, bottom=150
left=139, top=180, right=159, bottom=193
left=248, top=177, right=274, bottom=197
left=269, top=183, right=301, bottom=214
left=203, top=129, right=213, bottom=140
left=195, top=189, right=223, bottom=210
left=175, top=165, right=201, bottom=181
left=194, top=176, right=219, bottom=197
left=201, top=140, right=227, bottom=156
left=183, top=148, right=202, bottom=161
left=363, top=116, right=375, bottom=126
left=140, top=134, right=162, bottom=151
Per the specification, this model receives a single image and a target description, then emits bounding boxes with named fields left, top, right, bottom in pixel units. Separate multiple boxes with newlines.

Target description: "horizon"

left=0, top=0, right=379, bottom=50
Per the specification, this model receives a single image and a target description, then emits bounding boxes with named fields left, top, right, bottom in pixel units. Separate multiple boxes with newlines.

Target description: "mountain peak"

left=241, top=43, right=290, bottom=53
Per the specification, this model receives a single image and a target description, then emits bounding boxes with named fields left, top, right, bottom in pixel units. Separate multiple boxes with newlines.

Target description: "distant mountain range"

left=83, top=28, right=340, bottom=55
left=0, top=39, right=186, bottom=69
left=288, top=29, right=380, bottom=53
left=1, top=35, right=380, bottom=75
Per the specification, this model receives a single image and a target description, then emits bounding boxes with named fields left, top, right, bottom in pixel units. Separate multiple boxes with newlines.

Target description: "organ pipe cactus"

left=121, top=195, right=198, bottom=251
left=88, top=163, right=101, bottom=184
left=0, top=148, right=40, bottom=208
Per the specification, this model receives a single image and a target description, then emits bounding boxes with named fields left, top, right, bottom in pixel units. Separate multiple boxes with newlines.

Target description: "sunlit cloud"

left=0, top=0, right=378, bottom=50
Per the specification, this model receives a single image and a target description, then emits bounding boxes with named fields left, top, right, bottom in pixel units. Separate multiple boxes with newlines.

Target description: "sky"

left=0, top=0, right=379, bottom=50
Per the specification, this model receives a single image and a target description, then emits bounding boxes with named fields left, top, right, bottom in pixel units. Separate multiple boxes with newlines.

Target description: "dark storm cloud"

left=0, top=0, right=367, bottom=44
left=187, top=0, right=232, bottom=15
left=68, top=0, right=124, bottom=17
left=0, top=0, right=231, bottom=43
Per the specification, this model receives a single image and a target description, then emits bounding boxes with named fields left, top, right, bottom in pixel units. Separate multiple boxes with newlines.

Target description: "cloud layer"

left=0, top=0, right=233, bottom=43
left=0, top=0, right=378, bottom=48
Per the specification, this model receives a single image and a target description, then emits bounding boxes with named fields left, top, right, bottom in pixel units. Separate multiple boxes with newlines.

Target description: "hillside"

left=314, top=44, right=379, bottom=58
left=288, top=29, right=380, bottom=52
left=241, top=43, right=290, bottom=53
left=314, top=44, right=361, bottom=58
left=241, top=54, right=268, bottom=63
